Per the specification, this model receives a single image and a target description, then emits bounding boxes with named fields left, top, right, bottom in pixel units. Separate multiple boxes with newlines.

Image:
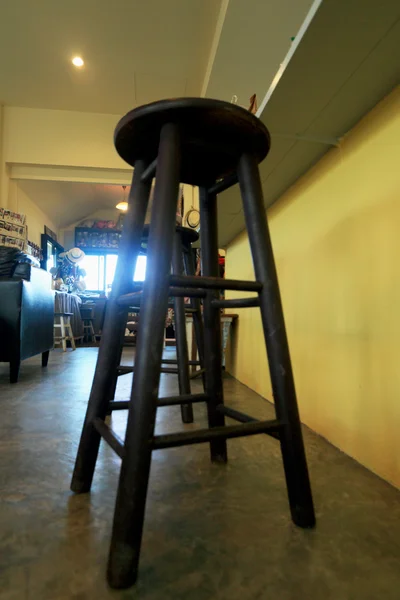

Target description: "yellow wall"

left=7, top=182, right=59, bottom=246
left=225, top=86, right=400, bottom=489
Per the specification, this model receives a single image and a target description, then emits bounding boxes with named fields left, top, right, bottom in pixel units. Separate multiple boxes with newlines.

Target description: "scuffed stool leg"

left=10, top=360, right=20, bottom=384
left=42, top=351, right=49, bottom=367
left=70, top=160, right=152, bottom=494
left=172, top=232, right=193, bottom=423
left=199, top=187, right=227, bottom=464
left=238, top=153, right=315, bottom=528
left=106, top=344, right=124, bottom=416
left=107, top=123, right=181, bottom=589
left=68, top=319, right=76, bottom=351
left=60, top=316, right=67, bottom=352
left=183, top=246, right=205, bottom=379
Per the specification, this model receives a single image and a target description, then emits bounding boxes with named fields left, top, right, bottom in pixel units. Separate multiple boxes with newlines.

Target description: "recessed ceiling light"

left=72, top=56, right=84, bottom=67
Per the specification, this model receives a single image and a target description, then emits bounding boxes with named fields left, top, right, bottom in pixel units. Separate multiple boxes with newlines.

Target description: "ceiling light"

left=72, top=56, right=84, bottom=67
left=116, top=185, right=128, bottom=211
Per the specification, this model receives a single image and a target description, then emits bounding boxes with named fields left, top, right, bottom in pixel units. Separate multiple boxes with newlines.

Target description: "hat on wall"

left=65, top=247, right=85, bottom=264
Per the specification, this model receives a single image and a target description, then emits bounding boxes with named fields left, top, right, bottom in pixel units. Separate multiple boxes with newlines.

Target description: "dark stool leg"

left=107, top=123, right=181, bottom=589
left=107, top=343, right=124, bottom=414
left=237, top=152, right=315, bottom=528
left=182, top=246, right=205, bottom=373
left=199, top=187, right=227, bottom=463
left=172, top=232, right=194, bottom=423
left=10, top=359, right=20, bottom=384
left=42, top=350, right=49, bottom=367
left=71, top=160, right=151, bottom=494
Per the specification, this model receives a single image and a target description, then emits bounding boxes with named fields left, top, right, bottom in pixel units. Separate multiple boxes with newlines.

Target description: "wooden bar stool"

left=71, top=98, right=315, bottom=589
left=54, top=312, right=76, bottom=352
left=107, top=223, right=205, bottom=423
left=80, top=306, right=96, bottom=343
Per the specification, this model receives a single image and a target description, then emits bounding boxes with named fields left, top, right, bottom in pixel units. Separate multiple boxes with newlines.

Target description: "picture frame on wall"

left=44, top=225, right=57, bottom=242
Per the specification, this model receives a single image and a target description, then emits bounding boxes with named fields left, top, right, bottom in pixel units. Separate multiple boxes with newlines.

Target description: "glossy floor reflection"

left=0, top=348, right=399, bottom=599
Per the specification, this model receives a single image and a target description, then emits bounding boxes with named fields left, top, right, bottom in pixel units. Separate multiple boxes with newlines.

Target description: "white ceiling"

left=2, top=0, right=317, bottom=230
left=17, top=180, right=125, bottom=228
left=204, top=0, right=314, bottom=107
left=217, top=0, right=400, bottom=246
left=0, top=0, right=222, bottom=114
left=0, top=0, right=314, bottom=114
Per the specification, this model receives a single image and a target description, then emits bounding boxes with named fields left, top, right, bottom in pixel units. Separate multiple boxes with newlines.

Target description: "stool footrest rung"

left=152, top=419, right=282, bottom=450
left=118, top=287, right=206, bottom=306
left=211, top=297, right=260, bottom=309
left=217, top=404, right=280, bottom=440
left=117, top=365, right=185, bottom=376
left=170, top=275, right=262, bottom=292
left=117, top=365, right=134, bottom=375
left=93, top=418, right=125, bottom=458
left=190, top=368, right=205, bottom=379
left=141, top=158, right=157, bottom=182
left=162, top=359, right=201, bottom=366
left=208, top=173, right=239, bottom=195
left=109, top=393, right=209, bottom=412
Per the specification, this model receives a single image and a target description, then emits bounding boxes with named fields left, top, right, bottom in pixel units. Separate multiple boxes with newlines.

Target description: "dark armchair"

left=0, top=249, right=54, bottom=383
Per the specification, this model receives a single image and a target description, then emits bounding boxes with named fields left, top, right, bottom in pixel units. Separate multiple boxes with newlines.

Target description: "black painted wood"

left=152, top=419, right=283, bottom=450
left=70, top=159, right=152, bottom=494
left=199, top=187, right=227, bottom=463
left=72, top=97, right=315, bottom=591
left=114, top=98, right=270, bottom=186
left=107, top=123, right=182, bottom=589
left=171, top=232, right=193, bottom=422
left=237, top=152, right=315, bottom=529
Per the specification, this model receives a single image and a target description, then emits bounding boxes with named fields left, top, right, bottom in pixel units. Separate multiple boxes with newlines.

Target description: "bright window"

left=80, top=253, right=147, bottom=292
left=46, top=241, right=56, bottom=272
left=134, top=255, right=147, bottom=281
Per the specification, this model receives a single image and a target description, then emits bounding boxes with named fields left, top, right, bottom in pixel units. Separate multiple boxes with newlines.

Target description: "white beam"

left=200, top=0, right=230, bottom=97
left=9, top=164, right=132, bottom=186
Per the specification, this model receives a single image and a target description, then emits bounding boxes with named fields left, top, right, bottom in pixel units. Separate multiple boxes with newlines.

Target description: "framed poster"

left=44, top=225, right=57, bottom=242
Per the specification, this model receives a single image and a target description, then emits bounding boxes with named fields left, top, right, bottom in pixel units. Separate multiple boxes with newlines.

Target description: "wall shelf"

left=217, top=0, right=400, bottom=247
left=75, top=227, right=122, bottom=252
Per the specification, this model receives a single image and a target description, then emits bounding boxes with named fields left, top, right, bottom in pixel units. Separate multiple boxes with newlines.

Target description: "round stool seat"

left=115, top=98, right=271, bottom=186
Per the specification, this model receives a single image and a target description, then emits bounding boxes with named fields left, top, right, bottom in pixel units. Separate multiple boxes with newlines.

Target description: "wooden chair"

left=54, top=312, right=76, bottom=352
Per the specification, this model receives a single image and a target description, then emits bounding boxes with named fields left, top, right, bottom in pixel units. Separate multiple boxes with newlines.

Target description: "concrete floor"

left=0, top=348, right=399, bottom=600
